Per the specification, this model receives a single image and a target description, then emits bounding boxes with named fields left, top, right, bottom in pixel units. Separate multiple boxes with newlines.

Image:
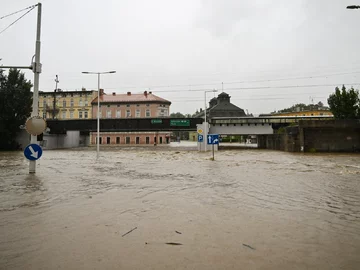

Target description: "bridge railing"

left=46, top=118, right=204, bottom=133
left=210, top=116, right=334, bottom=125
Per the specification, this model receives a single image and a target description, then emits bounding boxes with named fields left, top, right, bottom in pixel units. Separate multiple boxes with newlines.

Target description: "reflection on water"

left=0, top=147, right=360, bottom=269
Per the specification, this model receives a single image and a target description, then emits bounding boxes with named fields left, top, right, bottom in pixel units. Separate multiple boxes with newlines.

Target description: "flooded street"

left=1, top=145, right=360, bottom=270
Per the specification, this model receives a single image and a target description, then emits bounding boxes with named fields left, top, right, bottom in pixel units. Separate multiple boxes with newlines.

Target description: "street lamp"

left=204, top=89, right=218, bottom=152
left=347, top=5, right=360, bottom=9
left=82, top=71, right=116, bottom=158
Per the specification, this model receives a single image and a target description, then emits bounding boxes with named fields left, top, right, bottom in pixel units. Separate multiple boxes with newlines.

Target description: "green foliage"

left=274, top=101, right=328, bottom=114
left=327, top=85, right=360, bottom=119
left=0, top=69, right=33, bottom=150
left=169, top=112, right=185, bottom=118
left=277, top=127, right=286, bottom=134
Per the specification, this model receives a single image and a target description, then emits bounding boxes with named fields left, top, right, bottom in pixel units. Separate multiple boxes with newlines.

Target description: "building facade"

left=90, top=91, right=172, bottom=145
left=195, top=92, right=247, bottom=119
left=92, top=91, right=170, bottom=119
left=273, top=110, right=333, bottom=117
left=38, top=89, right=98, bottom=120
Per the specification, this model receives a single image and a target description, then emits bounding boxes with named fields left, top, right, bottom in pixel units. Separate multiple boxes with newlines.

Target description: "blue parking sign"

left=198, top=134, right=204, bottom=142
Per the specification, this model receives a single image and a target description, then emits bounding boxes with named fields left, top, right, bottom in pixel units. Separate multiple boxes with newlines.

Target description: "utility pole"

left=204, top=89, right=217, bottom=152
left=29, top=3, right=42, bottom=173
left=53, top=75, right=59, bottom=119
left=0, top=4, right=43, bottom=174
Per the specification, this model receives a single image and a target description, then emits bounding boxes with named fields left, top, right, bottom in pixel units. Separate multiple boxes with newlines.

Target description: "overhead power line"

left=0, top=4, right=36, bottom=20
left=38, top=82, right=360, bottom=94
left=169, top=97, right=327, bottom=103
left=146, top=82, right=360, bottom=93
left=0, top=5, right=36, bottom=36
left=72, top=71, right=360, bottom=91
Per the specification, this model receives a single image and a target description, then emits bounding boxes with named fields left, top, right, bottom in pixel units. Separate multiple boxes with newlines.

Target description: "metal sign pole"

left=212, top=144, right=214, bottom=160
left=29, top=3, right=42, bottom=174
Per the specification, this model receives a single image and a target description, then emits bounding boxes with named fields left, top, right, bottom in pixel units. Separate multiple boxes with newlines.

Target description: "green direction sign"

left=170, top=119, right=190, bottom=127
left=151, top=119, right=163, bottom=124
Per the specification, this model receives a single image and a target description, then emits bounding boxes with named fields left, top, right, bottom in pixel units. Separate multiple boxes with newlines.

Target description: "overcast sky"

left=1, top=0, right=360, bottom=115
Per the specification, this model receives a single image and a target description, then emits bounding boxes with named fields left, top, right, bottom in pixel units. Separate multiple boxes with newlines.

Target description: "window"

left=98, top=111, right=102, bottom=118
left=107, top=110, right=112, bottom=118
left=107, top=137, right=111, bottom=144
left=146, top=137, right=150, bottom=144
left=84, top=111, right=88, bottom=118
left=79, top=99, right=83, bottom=106
left=117, top=104, right=120, bottom=107
left=42, top=112, right=46, bottom=119
left=116, top=137, right=120, bottom=144
left=159, top=137, right=163, bottom=144
left=136, top=109, right=140, bottom=118
left=43, top=100, right=46, bottom=108
left=62, top=111, right=66, bottom=119
left=63, top=100, right=66, bottom=108
left=136, top=137, right=140, bottom=144
left=70, top=111, right=74, bottom=119
left=126, top=110, right=131, bottom=117
left=146, top=104, right=150, bottom=107
left=107, top=105, right=110, bottom=108
left=79, top=111, right=83, bottom=119
left=136, top=104, right=140, bottom=107
left=85, top=99, right=88, bottom=106
left=126, top=137, right=130, bottom=144
left=116, top=110, right=121, bottom=118
left=158, top=108, right=168, bottom=117
left=146, top=109, right=151, bottom=117
left=70, top=99, right=74, bottom=107
left=126, top=104, right=130, bottom=107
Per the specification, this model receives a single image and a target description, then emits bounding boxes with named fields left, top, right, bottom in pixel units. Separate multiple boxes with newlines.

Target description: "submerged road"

left=0, top=145, right=360, bottom=269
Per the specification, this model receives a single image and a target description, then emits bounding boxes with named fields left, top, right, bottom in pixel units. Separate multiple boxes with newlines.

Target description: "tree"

left=169, top=112, right=185, bottom=118
left=327, top=85, right=360, bottom=119
left=0, top=69, right=33, bottom=150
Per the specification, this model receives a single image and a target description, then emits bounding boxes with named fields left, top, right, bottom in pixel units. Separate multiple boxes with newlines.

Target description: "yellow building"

left=38, top=89, right=98, bottom=119
left=274, top=110, right=333, bottom=117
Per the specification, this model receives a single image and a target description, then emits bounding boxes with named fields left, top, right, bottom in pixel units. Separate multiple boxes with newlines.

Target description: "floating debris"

left=175, top=231, right=182, bottom=234
left=243, top=243, right=256, bottom=250
left=122, top=227, right=137, bottom=237
left=165, top=242, right=183, bottom=246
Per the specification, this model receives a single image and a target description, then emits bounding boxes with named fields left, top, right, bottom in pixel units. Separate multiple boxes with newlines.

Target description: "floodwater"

left=0, top=144, right=360, bottom=270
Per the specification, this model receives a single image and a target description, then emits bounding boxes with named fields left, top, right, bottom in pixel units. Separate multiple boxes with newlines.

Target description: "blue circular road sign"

left=24, top=144, right=43, bottom=161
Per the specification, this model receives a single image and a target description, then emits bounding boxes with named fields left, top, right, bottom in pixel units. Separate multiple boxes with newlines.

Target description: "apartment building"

left=38, top=88, right=98, bottom=119
left=90, top=91, right=172, bottom=145
left=92, top=90, right=170, bottom=119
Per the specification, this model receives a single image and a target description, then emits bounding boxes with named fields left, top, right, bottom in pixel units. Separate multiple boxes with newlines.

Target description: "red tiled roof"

left=92, top=92, right=171, bottom=104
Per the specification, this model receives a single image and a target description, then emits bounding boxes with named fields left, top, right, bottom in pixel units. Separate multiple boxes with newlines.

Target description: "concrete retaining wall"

left=259, top=120, right=360, bottom=153
left=42, top=131, right=90, bottom=149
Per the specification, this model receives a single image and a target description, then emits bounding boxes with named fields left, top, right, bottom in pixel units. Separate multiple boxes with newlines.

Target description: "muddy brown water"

left=0, top=146, right=360, bottom=270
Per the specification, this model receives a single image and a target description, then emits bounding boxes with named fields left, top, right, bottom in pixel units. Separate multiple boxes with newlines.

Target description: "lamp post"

left=204, top=89, right=218, bottom=152
left=347, top=5, right=360, bottom=9
left=82, top=71, right=116, bottom=158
